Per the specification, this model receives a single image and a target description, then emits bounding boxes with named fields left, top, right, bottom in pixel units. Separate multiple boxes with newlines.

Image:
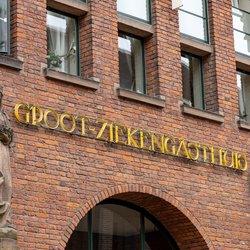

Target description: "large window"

left=237, top=71, right=250, bottom=121
left=179, top=0, right=209, bottom=43
left=0, top=0, right=9, bottom=53
left=232, top=0, right=250, bottom=56
left=181, top=53, right=205, bottom=110
left=117, top=0, right=151, bottom=23
left=66, top=200, right=179, bottom=250
left=118, top=33, right=146, bottom=94
left=47, top=10, right=79, bottom=75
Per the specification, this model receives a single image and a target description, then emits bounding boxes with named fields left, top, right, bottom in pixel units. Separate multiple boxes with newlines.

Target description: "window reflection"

left=181, top=53, right=204, bottom=110
left=118, top=33, right=145, bottom=94
left=232, top=0, right=250, bottom=56
left=117, top=0, right=151, bottom=23
left=66, top=201, right=179, bottom=250
left=0, top=0, right=8, bottom=53
left=47, top=11, right=78, bottom=75
left=237, top=71, right=250, bottom=121
left=179, top=0, right=208, bottom=42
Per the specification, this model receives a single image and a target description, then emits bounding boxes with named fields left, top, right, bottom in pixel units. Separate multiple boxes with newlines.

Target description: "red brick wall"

left=0, top=0, right=249, bottom=249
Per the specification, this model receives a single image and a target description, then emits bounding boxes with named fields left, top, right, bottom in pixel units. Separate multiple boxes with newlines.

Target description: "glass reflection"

left=47, top=11, right=78, bottom=75
left=179, top=0, right=208, bottom=42
left=0, top=0, right=8, bottom=53
left=118, top=33, right=145, bottom=94
left=232, top=4, right=250, bottom=56
left=181, top=0, right=205, bottom=16
left=117, top=0, right=150, bottom=23
left=237, top=71, right=250, bottom=121
left=181, top=54, right=204, bottom=110
left=92, top=204, right=141, bottom=250
left=66, top=202, right=179, bottom=250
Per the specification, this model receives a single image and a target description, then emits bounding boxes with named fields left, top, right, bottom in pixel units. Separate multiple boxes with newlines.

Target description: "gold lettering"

left=218, top=149, right=225, bottom=166
left=235, top=154, right=248, bottom=171
left=127, top=128, right=139, bottom=148
left=109, top=123, right=114, bottom=142
left=96, top=120, right=108, bottom=141
left=151, top=133, right=164, bottom=153
left=140, top=131, right=151, bottom=150
left=164, top=136, right=176, bottom=155
left=14, top=102, right=30, bottom=124
left=223, top=151, right=235, bottom=168
left=199, top=144, right=209, bottom=162
left=60, top=113, right=76, bottom=133
left=176, top=139, right=190, bottom=159
left=115, top=125, right=127, bottom=145
left=30, top=105, right=43, bottom=126
left=209, top=146, right=215, bottom=164
left=44, top=109, right=59, bottom=129
left=188, top=142, right=199, bottom=160
left=81, top=117, right=86, bottom=136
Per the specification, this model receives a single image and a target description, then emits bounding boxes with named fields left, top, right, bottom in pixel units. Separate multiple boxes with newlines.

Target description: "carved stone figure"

left=0, top=86, right=13, bottom=228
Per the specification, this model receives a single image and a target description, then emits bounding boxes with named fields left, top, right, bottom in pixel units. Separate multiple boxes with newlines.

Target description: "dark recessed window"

left=237, top=71, right=250, bottom=121
left=232, top=0, right=250, bottom=56
left=66, top=200, right=179, bottom=250
left=47, top=10, right=79, bottom=75
left=179, top=0, right=209, bottom=43
left=181, top=53, right=205, bottom=110
left=117, top=0, right=151, bottom=23
left=118, top=33, right=146, bottom=94
left=0, top=0, right=9, bottom=53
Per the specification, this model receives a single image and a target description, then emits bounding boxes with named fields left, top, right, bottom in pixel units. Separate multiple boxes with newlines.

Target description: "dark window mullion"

left=88, top=211, right=93, bottom=250
left=140, top=214, right=145, bottom=250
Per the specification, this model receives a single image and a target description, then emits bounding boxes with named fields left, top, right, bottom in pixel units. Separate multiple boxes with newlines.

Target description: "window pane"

left=0, top=0, right=8, bottom=53
left=181, top=54, right=204, bottom=110
left=117, top=0, right=150, bottom=22
left=237, top=72, right=250, bottom=121
left=92, top=204, right=141, bottom=250
left=179, top=11, right=208, bottom=41
left=144, top=217, right=175, bottom=250
left=181, top=0, right=206, bottom=17
left=65, top=215, right=88, bottom=250
left=232, top=6, right=250, bottom=56
left=47, top=11, right=78, bottom=75
left=118, top=33, right=145, bottom=94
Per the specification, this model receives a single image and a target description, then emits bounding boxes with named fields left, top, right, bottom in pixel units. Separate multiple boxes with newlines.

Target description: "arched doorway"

left=66, top=199, right=179, bottom=250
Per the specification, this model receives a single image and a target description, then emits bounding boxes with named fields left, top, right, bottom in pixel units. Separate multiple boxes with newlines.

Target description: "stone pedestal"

left=0, top=228, right=18, bottom=250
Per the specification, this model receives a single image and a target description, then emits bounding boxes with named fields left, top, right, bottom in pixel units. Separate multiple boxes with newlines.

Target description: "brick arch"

left=58, top=184, right=214, bottom=250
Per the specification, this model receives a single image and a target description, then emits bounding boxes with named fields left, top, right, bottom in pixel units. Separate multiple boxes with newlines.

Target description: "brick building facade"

left=0, top=0, right=249, bottom=249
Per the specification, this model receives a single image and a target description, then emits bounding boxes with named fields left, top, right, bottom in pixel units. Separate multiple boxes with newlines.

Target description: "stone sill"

left=0, top=55, right=23, bottom=70
left=238, top=119, right=250, bottom=131
left=44, top=69, right=100, bottom=90
left=47, top=0, right=89, bottom=16
left=180, top=36, right=213, bottom=56
left=235, top=54, right=250, bottom=72
left=118, top=14, right=154, bottom=38
left=181, top=105, right=224, bottom=123
left=117, top=88, right=165, bottom=108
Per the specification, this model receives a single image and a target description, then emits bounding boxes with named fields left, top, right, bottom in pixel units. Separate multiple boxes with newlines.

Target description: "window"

left=117, top=0, right=151, bottom=23
left=0, top=0, right=9, bottom=53
left=232, top=0, right=250, bottom=56
left=179, top=0, right=209, bottom=43
left=237, top=71, right=250, bottom=121
left=181, top=53, right=205, bottom=110
left=66, top=200, right=179, bottom=250
left=47, top=10, right=79, bottom=75
left=118, top=33, right=146, bottom=94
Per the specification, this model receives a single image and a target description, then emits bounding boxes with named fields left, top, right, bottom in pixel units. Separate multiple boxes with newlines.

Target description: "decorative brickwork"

left=0, top=0, right=249, bottom=249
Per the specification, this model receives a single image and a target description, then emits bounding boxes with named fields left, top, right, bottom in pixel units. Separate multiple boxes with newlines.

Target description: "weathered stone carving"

left=0, top=86, right=13, bottom=228
left=0, top=87, right=18, bottom=250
